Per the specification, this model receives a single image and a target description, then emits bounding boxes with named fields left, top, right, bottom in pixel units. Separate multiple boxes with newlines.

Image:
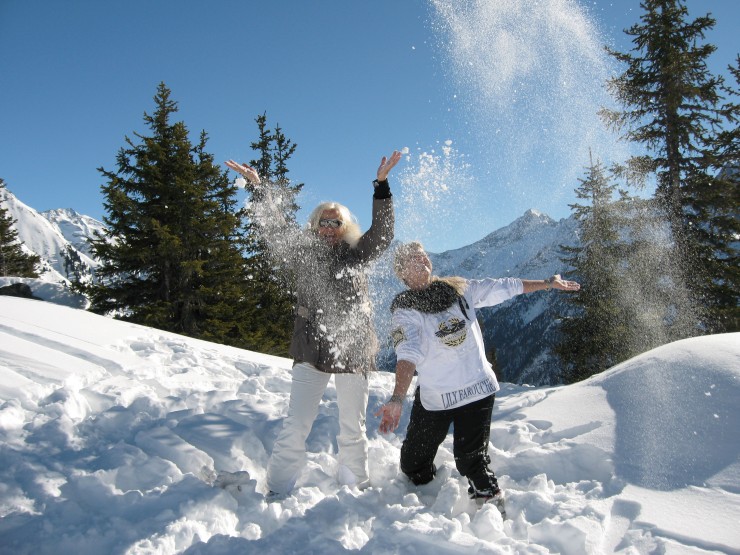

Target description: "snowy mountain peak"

left=42, top=207, right=81, bottom=219
left=522, top=208, right=549, bottom=220
left=41, top=207, right=106, bottom=258
left=488, top=209, right=557, bottom=240
left=1, top=187, right=99, bottom=283
left=431, top=209, right=574, bottom=278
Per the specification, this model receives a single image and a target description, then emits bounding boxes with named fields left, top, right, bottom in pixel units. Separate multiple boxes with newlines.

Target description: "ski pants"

left=266, top=362, right=369, bottom=494
left=400, top=388, right=500, bottom=496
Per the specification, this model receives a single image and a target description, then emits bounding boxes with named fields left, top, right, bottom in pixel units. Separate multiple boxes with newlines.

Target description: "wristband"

left=373, top=179, right=391, bottom=199
left=389, top=394, right=404, bottom=404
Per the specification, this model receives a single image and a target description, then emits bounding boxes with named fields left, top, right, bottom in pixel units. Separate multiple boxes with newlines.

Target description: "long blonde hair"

left=307, top=202, right=362, bottom=247
left=393, top=241, right=467, bottom=294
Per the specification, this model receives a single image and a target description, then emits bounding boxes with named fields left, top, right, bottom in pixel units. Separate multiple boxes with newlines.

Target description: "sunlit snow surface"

left=1, top=296, right=738, bottom=554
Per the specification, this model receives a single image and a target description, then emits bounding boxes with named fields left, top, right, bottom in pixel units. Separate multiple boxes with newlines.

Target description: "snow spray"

left=423, top=0, right=628, bottom=229
left=395, top=142, right=476, bottom=251
left=418, top=0, right=702, bottom=347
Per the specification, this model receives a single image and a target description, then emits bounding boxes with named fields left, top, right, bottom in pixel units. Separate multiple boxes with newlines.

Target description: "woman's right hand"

left=225, top=160, right=261, bottom=184
left=375, top=401, right=402, bottom=434
left=376, top=150, right=402, bottom=182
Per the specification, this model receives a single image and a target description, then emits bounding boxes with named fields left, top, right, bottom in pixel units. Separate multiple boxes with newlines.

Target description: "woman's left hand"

left=552, top=274, right=581, bottom=291
left=377, top=151, right=402, bottom=182
left=225, top=160, right=261, bottom=184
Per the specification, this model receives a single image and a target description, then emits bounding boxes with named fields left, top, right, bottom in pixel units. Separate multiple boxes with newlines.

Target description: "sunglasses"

left=319, top=218, right=343, bottom=229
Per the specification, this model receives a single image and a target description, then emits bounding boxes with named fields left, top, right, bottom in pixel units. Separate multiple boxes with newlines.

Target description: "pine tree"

left=555, top=159, right=635, bottom=382
left=558, top=155, right=712, bottom=383
left=247, top=113, right=303, bottom=355
left=252, top=117, right=301, bottom=320
left=187, top=130, right=258, bottom=348
left=235, top=113, right=303, bottom=356
left=685, top=56, right=740, bottom=332
left=87, top=83, right=251, bottom=343
left=602, top=0, right=733, bottom=336
left=0, top=179, right=40, bottom=278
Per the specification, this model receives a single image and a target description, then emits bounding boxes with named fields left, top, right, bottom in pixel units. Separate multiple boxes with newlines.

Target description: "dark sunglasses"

left=319, top=218, right=343, bottom=229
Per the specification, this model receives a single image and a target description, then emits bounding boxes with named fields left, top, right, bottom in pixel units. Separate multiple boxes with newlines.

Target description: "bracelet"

left=389, top=394, right=404, bottom=404
left=545, top=275, right=556, bottom=290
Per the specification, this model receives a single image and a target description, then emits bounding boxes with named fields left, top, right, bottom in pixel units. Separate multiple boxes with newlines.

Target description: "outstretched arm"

left=225, top=160, right=261, bottom=184
left=522, top=274, right=580, bottom=293
left=375, top=359, right=416, bottom=434
left=225, top=159, right=307, bottom=269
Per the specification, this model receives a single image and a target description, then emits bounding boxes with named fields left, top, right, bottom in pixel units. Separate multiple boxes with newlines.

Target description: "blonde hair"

left=307, top=202, right=362, bottom=247
left=394, top=241, right=467, bottom=294
left=393, top=241, right=426, bottom=279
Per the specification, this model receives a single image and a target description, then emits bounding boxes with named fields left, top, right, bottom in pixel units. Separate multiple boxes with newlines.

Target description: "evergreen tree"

left=187, top=130, right=258, bottom=348
left=685, top=56, right=740, bottom=332
left=235, top=113, right=303, bottom=355
left=558, top=156, right=710, bottom=384
left=602, top=0, right=734, bottom=335
left=555, top=159, right=634, bottom=382
left=62, top=245, right=88, bottom=284
left=620, top=196, right=700, bottom=345
left=87, top=83, right=251, bottom=344
left=0, top=179, right=40, bottom=278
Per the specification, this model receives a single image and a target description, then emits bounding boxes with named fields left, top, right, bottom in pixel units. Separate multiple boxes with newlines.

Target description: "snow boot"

left=469, top=486, right=507, bottom=519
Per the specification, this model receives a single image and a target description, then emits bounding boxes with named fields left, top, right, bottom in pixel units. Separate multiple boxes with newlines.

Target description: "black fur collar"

left=391, top=280, right=461, bottom=314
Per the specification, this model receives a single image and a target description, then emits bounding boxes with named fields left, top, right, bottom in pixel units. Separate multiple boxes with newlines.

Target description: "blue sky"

left=1, top=0, right=738, bottom=253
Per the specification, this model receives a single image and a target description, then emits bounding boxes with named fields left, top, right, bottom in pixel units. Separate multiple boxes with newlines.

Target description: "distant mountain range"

left=2, top=186, right=581, bottom=385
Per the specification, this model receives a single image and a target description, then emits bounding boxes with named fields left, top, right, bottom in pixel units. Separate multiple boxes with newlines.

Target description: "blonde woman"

left=226, top=151, right=400, bottom=497
left=376, top=241, right=580, bottom=517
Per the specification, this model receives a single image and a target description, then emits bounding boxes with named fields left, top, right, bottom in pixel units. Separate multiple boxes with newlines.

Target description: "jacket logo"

left=391, top=327, right=406, bottom=348
left=435, top=318, right=467, bottom=347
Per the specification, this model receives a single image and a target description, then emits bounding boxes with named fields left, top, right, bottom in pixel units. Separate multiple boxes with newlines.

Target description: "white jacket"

left=391, top=278, right=523, bottom=411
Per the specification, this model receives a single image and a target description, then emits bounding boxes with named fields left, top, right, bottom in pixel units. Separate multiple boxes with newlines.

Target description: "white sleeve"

left=466, top=277, right=523, bottom=308
left=391, top=309, right=423, bottom=366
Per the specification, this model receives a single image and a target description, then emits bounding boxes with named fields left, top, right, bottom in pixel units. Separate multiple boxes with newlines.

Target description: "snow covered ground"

left=1, top=296, right=738, bottom=554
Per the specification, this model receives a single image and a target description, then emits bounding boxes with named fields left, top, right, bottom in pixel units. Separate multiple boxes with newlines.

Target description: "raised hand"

left=376, top=150, right=403, bottom=182
left=225, top=160, right=261, bottom=185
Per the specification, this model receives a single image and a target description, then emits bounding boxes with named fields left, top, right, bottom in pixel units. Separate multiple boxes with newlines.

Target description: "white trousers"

left=266, top=362, right=370, bottom=494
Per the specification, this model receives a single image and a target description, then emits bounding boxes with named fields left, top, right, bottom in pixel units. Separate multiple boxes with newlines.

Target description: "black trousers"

left=400, top=388, right=500, bottom=496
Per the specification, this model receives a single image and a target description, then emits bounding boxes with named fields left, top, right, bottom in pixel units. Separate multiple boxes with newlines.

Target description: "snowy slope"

left=1, top=296, right=738, bottom=554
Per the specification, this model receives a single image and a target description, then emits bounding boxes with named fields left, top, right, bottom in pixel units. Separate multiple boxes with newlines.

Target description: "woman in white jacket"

left=376, top=241, right=580, bottom=517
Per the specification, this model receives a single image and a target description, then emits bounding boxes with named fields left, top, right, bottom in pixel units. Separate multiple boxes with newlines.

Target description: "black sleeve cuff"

left=373, top=179, right=392, bottom=199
